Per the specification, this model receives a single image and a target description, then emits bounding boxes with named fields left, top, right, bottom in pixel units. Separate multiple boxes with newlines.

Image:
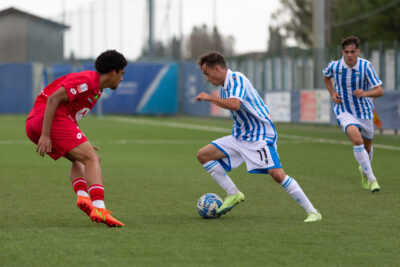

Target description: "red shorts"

left=25, top=113, right=88, bottom=160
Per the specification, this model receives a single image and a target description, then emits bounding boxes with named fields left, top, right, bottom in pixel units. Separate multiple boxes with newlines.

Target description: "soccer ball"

left=197, top=193, right=223, bottom=219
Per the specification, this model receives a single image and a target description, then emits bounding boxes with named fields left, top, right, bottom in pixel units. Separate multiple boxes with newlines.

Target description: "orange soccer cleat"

left=76, top=196, right=93, bottom=217
left=90, top=207, right=125, bottom=227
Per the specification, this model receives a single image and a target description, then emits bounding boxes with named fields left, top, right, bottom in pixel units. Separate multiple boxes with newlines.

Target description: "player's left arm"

left=37, top=87, right=69, bottom=157
left=353, top=85, right=384, bottom=98
left=194, top=92, right=241, bottom=111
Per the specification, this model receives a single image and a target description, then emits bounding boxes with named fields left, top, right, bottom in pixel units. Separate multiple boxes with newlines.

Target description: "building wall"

left=0, top=13, right=27, bottom=62
left=27, top=19, right=64, bottom=64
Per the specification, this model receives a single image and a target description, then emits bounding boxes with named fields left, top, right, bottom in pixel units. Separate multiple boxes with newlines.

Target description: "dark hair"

left=95, top=50, right=127, bottom=74
left=341, top=36, right=360, bottom=49
left=197, top=52, right=227, bottom=69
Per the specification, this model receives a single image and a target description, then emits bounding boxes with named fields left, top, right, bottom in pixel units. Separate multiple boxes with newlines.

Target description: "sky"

left=0, top=0, right=281, bottom=60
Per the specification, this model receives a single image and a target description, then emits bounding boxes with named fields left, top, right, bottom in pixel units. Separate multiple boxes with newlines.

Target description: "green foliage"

left=1, top=115, right=399, bottom=266
left=272, top=0, right=400, bottom=47
left=330, top=0, right=400, bottom=45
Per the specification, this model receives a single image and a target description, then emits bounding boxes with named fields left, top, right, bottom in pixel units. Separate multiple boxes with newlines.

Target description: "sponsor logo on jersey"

left=75, top=107, right=90, bottom=121
left=77, top=83, right=88, bottom=93
left=70, top=88, right=77, bottom=95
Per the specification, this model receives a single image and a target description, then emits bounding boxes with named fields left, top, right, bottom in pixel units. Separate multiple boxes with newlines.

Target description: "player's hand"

left=353, top=89, right=366, bottom=98
left=36, top=135, right=52, bottom=157
left=92, top=145, right=100, bottom=151
left=194, top=92, right=211, bottom=102
left=332, top=92, right=342, bottom=103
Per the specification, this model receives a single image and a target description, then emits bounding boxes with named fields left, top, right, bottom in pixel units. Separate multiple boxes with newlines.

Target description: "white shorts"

left=336, top=112, right=374, bottom=140
left=211, top=135, right=282, bottom=174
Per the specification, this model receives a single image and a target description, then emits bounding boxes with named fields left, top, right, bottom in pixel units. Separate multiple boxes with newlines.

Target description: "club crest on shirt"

left=77, top=83, right=88, bottom=93
left=70, top=88, right=77, bottom=95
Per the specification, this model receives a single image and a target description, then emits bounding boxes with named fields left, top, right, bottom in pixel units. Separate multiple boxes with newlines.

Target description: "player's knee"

left=80, top=151, right=100, bottom=166
left=196, top=148, right=209, bottom=164
left=353, top=139, right=364, bottom=146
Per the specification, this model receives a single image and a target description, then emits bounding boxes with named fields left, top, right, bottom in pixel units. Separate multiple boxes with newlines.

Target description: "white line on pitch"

left=107, top=116, right=400, bottom=151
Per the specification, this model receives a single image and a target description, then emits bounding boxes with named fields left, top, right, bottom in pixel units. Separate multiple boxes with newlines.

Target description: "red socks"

left=88, top=184, right=105, bottom=201
left=88, top=184, right=105, bottom=209
left=72, top=178, right=89, bottom=197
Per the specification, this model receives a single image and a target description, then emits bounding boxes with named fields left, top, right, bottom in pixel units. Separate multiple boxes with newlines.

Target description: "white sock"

left=354, top=145, right=376, bottom=182
left=203, top=161, right=239, bottom=195
left=76, top=190, right=89, bottom=197
left=280, top=175, right=317, bottom=214
left=92, top=200, right=106, bottom=209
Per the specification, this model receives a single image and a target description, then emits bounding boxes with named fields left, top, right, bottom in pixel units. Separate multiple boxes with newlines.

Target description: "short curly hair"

left=341, top=36, right=360, bottom=49
left=197, top=52, right=227, bottom=69
left=95, top=50, right=127, bottom=74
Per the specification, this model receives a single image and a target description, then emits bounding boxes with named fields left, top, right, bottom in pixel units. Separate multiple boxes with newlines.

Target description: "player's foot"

left=359, top=166, right=370, bottom=190
left=304, top=211, right=322, bottom=223
left=76, top=196, right=92, bottom=217
left=370, top=180, right=380, bottom=193
left=216, top=191, right=245, bottom=215
left=90, top=207, right=125, bottom=227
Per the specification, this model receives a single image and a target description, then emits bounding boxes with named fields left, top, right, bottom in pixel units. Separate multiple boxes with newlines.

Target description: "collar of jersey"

left=223, top=69, right=233, bottom=89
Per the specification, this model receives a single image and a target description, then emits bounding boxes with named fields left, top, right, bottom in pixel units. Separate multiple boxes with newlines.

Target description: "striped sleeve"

left=365, top=62, right=382, bottom=89
left=228, top=73, right=246, bottom=101
left=323, top=61, right=334, bottom=78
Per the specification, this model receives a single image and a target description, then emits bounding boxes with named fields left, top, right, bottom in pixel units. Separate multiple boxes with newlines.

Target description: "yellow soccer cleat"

left=304, top=211, right=322, bottom=223
left=216, top=191, right=245, bottom=215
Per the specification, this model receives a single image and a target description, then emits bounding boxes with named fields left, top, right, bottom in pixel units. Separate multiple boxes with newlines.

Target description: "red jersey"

left=27, top=71, right=102, bottom=123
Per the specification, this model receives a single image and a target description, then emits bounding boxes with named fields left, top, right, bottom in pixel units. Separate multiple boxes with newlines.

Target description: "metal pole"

left=312, top=0, right=326, bottom=89
left=148, top=0, right=154, bottom=60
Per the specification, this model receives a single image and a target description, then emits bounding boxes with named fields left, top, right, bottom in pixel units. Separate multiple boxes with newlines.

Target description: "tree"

left=271, top=0, right=313, bottom=48
left=271, top=0, right=400, bottom=48
left=329, top=0, right=400, bottom=45
left=185, top=24, right=235, bottom=59
left=267, top=26, right=286, bottom=54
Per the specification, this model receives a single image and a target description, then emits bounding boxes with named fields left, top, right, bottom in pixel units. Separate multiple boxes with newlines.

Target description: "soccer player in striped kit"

left=323, top=36, right=384, bottom=192
left=195, top=52, right=321, bottom=222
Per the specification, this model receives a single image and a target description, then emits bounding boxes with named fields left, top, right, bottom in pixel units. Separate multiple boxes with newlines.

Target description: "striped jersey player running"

left=323, top=36, right=384, bottom=192
left=195, top=52, right=321, bottom=222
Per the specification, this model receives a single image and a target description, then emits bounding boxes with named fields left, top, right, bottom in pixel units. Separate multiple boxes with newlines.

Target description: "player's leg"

left=362, top=137, right=379, bottom=191
left=67, top=159, right=92, bottom=217
left=66, top=142, right=124, bottom=227
left=268, top=168, right=321, bottom=222
left=196, top=141, right=244, bottom=215
left=347, top=125, right=379, bottom=192
left=363, top=138, right=373, bottom=162
left=197, top=143, right=239, bottom=196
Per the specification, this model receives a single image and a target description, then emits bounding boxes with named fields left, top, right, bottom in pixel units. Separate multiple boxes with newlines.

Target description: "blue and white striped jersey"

left=220, top=69, right=277, bottom=143
left=323, top=57, right=382, bottom=119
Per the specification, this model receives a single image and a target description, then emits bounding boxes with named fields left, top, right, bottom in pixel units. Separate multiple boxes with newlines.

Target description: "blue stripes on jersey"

left=323, top=58, right=382, bottom=119
left=221, top=70, right=277, bottom=143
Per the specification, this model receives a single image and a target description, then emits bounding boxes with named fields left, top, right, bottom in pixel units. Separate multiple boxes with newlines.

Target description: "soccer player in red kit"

left=26, top=50, right=127, bottom=227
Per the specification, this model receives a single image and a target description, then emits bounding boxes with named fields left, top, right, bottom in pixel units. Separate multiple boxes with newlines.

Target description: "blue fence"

left=0, top=62, right=399, bottom=131
left=0, top=63, right=33, bottom=113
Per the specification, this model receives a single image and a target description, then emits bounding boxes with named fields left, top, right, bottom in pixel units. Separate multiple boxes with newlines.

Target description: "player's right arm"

left=323, top=76, right=341, bottom=104
left=36, top=87, right=69, bottom=157
left=194, top=92, right=241, bottom=111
